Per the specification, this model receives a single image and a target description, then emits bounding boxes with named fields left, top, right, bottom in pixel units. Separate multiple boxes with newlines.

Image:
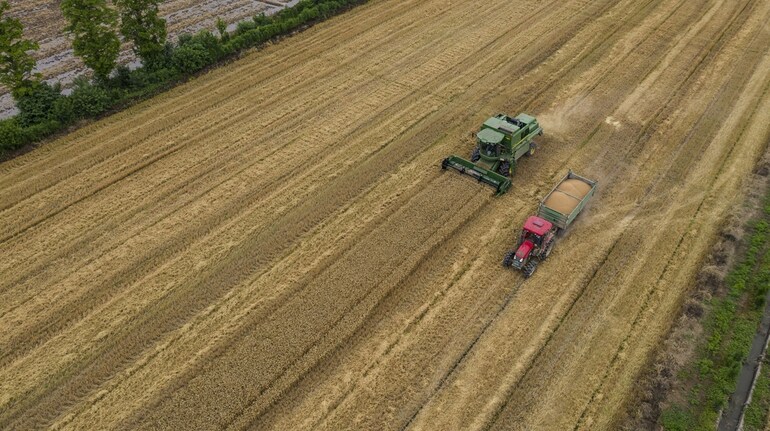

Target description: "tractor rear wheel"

left=542, top=240, right=554, bottom=260
left=470, top=147, right=480, bottom=162
left=502, top=250, right=515, bottom=267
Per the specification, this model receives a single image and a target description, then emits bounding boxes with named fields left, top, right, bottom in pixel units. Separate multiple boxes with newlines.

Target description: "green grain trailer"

left=441, top=113, right=543, bottom=194
left=537, top=171, right=597, bottom=230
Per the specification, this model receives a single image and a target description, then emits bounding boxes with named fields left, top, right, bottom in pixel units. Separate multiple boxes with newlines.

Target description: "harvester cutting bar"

left=441, top=155, right=512, bottom=194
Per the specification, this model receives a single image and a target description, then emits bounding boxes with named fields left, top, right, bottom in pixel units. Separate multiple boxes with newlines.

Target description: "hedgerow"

left=0, top=0, right=368, bottom=157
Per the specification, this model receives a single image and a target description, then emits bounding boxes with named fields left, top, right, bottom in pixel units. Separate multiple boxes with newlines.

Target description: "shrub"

left=70, top=77, right=113, bottom=118
left=235, top=20, right=256, bottom=35
left=216, top=17, right=229, bottom=41
left=51, top=95, right=76, bottom=124
left=173, top=30, right=222, bottom=74
left=253, top=13, right=270, bottom=26
left=14, top=81, right=61, bottom=126
left=0, top=118, right=26, bottom=151
left=172, top=42, right=213, bottom=74
left=23, top=119, right=61, bottom=142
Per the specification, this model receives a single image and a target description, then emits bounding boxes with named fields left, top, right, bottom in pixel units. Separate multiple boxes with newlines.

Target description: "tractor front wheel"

left=523, top=260, right=538, bottom=278
left=502, top=250, right=515, bottom=267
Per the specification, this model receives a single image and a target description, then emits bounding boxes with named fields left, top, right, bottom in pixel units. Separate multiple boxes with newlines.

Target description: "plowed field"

left=2, top=0, right=770, bottom=429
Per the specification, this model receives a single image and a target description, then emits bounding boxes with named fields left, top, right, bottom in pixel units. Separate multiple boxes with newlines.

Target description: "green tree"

left=60, top=0, right=120, bottom=82
left=0, top=1, right=40, bottom=94
left=113, top=0, right=167, bottom=69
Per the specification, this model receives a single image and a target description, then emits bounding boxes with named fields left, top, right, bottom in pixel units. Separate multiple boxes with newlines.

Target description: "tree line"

left=0, top=0, right=365, bottom=154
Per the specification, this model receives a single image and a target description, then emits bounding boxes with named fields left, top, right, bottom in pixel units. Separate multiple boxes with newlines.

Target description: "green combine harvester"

left=441, top=113, right=543, bottom=194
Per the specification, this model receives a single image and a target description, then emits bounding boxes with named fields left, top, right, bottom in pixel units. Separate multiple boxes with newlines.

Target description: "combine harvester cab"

left=503, top=171, right=597, bottom=277
left=441, top=113, right=543, bottom=195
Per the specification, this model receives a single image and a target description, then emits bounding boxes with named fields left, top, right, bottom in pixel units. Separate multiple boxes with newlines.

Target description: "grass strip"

left=661, top=194, right=770, bottom=431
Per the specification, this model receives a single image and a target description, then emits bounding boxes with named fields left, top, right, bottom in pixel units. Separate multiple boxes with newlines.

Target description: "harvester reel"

left=502, top=250, right=515, bottom=267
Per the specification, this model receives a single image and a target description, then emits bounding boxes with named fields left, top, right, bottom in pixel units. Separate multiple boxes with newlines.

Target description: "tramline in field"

left=503, top=171, right=597, bottom=277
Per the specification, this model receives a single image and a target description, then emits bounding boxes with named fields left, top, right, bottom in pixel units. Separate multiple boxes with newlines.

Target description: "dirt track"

left=1, top=0, right=770, bottom=429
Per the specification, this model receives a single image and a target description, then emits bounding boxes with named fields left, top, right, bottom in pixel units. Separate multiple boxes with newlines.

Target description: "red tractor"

left=502, top=171, right=597, bottom=278
left=502, top=216, right=556, bottom=277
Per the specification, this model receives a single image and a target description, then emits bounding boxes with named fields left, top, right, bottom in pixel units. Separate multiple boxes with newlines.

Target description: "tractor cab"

left=511, top=216, right=554, bottom=269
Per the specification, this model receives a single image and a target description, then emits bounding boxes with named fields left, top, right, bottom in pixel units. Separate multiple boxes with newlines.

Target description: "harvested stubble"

left=1, top=0, right=770, bottom=430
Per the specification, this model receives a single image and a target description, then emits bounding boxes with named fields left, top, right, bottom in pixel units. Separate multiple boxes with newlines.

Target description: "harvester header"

left=441, top=113, right=543, bottom=194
